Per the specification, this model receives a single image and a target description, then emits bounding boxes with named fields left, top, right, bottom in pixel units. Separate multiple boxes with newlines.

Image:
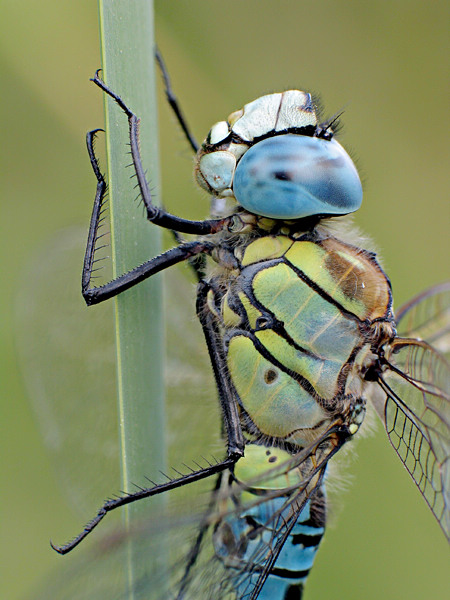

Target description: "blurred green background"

left=1, top=1, right=448, bottom=599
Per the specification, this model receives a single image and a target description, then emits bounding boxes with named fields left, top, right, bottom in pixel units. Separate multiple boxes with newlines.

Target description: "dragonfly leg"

left=82, top=236, right=213, bottom=306
left=170, top=229, right=207, bottom=281
left=83, top=129, right=214, bottom=304
left=155, top=48, right=199, bottom=153
left=91, top=71, right=230, bottom=235
left=51, top=457, right=236, bottom=555
left=196, top=281, right=246, bottom=459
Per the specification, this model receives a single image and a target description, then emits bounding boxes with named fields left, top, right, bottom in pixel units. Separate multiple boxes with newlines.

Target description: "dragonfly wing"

left=16, top=227, right=119, bottom=514
left=30, top=472, right=322, bottom=600
left=17, top=228, right=228, bottom=599
left=378, top=338, right=450, bottom=539
left=30, top=508, right=219, bottom=600
left=16, top=227, right=217, bottom=516
left=41, top=435, right=335, bottom=600
left=180, top=433, right=340, bottom=600
left=395, top=282, right=450, bottom=358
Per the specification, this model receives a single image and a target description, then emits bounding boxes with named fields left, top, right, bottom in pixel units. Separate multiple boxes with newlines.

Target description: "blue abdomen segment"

left=233, top=134, right=362, bottom=219
left=214, top=489, right=325, bottom=600
left=213, top=445, right=326, bottom=599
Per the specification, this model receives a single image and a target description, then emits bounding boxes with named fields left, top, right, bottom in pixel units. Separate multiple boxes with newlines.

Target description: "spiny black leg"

left=82, top=124, right=211, bottom=305
left=196, top=281, right=245, bottom=458
left=155, top=48, right=199, bottom=153
left=171, top=229, right=206, bottom=282
left=83, top=239, right=214, bottom=305
left=51, top=457, right=237, bottom=555
left=91, top=71, right=229, bottom=236
left=155, top=46, right=214, bottom=280
left=82, top=129, right=108, bottom=295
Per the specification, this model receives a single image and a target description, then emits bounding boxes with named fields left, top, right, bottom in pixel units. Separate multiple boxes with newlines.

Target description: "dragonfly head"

left=195, top=91, right=362, bottom=221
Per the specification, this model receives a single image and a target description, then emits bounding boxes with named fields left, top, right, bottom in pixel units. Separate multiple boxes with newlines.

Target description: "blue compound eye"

left=232, top=134, right=363, bottom=219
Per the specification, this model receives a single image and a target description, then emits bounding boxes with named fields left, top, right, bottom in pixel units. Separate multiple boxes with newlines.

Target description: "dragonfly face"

left=196, top=91, right=363, bottom=219
left=46, top=66, right=449, bottom=600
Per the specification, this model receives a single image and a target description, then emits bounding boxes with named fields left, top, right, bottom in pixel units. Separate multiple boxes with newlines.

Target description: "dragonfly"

left=44, top=53, right=449, bottom=599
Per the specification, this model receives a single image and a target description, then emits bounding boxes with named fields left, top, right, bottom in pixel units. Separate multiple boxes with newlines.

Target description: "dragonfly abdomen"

left=213, top=444, right=326, bottom=599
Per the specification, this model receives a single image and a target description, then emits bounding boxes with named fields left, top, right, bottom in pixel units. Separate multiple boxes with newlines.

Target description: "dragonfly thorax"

left=195, top=90, right=363, bottom=221
left=204, top=228, right=393, bottom=449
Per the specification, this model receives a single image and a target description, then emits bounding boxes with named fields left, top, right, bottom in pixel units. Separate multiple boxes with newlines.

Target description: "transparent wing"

left=378, top=338, right=450, bottom=539
left=171, top=436, right=336, bottom=600
left=30, top=503, right=218, bottom=600
left=30, top=432, right=337, bottom=600
left=15, top=227, right=218, bottom=517
left=396, top=282, right=450, bottom=359
left=16, top=227, right=119, bottom=514
left=21, top=231, right=449, bottom=597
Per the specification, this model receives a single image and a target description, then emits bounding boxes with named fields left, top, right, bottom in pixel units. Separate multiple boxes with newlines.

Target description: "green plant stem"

left=97, top=0, right=166, bottom=594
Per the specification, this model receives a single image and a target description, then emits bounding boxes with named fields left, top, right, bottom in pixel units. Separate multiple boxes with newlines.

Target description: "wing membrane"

left=22, top=232, right=449, bottom=596
left=174, top=429, right=341, bottom=600
left=15, top=228, right=217, bottom=514
left=32, top=431, right=338, bottom=600
left=396, top=282, right=450, bottom=358
left=380, top=339, right=449, bottom=539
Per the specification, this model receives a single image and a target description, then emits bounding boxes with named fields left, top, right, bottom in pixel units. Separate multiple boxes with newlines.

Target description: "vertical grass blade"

left=97, top=0, right=166, bottom=595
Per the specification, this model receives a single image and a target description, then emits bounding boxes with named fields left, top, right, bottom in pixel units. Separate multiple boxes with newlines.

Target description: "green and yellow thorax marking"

left=209, top=232, right=393, bottom=446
